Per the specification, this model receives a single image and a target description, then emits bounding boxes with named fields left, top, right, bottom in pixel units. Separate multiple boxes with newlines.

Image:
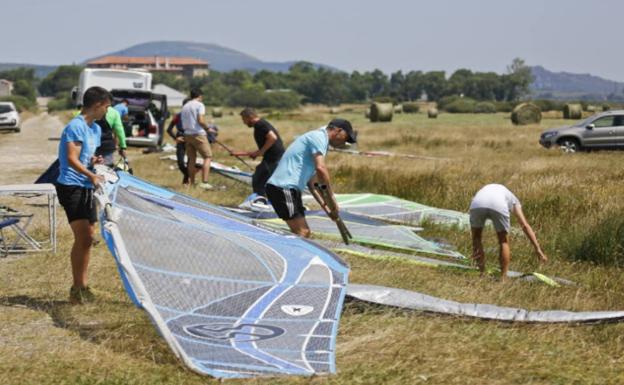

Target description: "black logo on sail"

left=184, top=323, right=285, bottom=342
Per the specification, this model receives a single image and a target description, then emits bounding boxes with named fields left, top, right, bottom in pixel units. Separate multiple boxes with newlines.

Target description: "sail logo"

left=281, top=305, right=314, bottom=316
left=184, top=323, right=285, bottom=342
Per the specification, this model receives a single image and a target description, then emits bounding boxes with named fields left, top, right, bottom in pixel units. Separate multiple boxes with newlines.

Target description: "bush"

left=474, top=101, right=496, bottom=113
left=565, top=214, right=624, bottom=267
left=531, top=99, right=564, bottom=112
left=494, top=101, right=515, bottom=112
left=47, top=96, right=74, bottom=112
left=444, top=98, right=476, bottom=113
left=436, top=95, right=462, bottom=110
left=0, top=95, right=37, bottom=112
left=402, top=102, right=420, bottom=113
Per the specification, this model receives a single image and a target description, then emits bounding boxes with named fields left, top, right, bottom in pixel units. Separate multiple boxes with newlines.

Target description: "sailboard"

left=94, top=169, right=350, bottom=378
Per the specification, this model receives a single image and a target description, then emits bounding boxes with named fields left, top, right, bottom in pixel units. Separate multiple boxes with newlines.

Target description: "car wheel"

left=558, top=138, right=580, bottom=153
left=14, top=127, right=20, bottom=133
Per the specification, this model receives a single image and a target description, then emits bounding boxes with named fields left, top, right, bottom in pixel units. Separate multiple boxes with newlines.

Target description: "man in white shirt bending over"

left=469, top=184, right=547, bottom=279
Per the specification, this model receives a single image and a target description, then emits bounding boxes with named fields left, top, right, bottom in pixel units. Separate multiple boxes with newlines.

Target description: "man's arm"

left=249, top=131, right=278, bottom=160
left=512, top=205, right=547, bottom=263
left=109, top=111, right=127, bottom=156
left=66, top=141, right=103, bottom=186
left=310, top=153, right=339, bottom=219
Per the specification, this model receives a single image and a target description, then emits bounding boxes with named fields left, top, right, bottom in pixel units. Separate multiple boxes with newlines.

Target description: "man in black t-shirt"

left=232, top=108, right=285, bottom=197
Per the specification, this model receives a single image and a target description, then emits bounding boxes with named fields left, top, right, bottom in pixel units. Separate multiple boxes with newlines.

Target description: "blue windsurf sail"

left=94, top=169, right=349, bottom=378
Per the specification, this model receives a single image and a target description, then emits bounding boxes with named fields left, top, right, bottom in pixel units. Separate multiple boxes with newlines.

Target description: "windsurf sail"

left=347, top=284, right=624, bottom=323
left=94, top=168, right=350, bottom=378
left=330, top=193, right=471, bottom=228
left=235, top=209, right=464, bottom=259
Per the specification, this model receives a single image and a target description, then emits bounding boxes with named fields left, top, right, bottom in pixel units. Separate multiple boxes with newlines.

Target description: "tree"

left=504, top=58, right=533, bottom=101
left=39, top=65, right=83, bottom=97
left=422, top=71, right=447, bottom=101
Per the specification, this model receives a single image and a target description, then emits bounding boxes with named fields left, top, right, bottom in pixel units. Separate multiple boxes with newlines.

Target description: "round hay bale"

left=211, top=107, right=223, bottom=118
left=329, top=107, right=340, bottom=114
left=369, top=102, right=393, bottom=122
left=365, top=107, right=371, bottom=118
left=603, top=104, right=611, bottom=112
left=563, top=104, right=582, bottom=119
left=427, top=107, right=438, bottom=118
left=403, top=102, right=420, bottom=113
left=510, top=103, right=542, bottom=125
left=393, top=104, right=403, bottom=114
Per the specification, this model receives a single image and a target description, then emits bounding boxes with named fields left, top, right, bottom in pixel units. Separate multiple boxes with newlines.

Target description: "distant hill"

left=530, top=65, right=624, bottom=100
left=0, top=63, right=57, bottom=78
left=83, top=41, right=336, bottom=73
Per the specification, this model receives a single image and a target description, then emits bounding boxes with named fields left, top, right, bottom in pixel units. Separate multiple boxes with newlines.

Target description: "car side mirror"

left=586, top=124, right=595, bottom=130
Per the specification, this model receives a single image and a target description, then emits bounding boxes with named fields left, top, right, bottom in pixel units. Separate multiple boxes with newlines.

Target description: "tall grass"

left=4, top=108, right=624, bottom=384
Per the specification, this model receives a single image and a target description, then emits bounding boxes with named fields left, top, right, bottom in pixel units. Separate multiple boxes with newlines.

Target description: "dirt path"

left=0, top=111, right=65, bottom=184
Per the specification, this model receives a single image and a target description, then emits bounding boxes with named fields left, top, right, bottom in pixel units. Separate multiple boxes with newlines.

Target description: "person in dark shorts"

left=265, top=119, right=357, bottom=237
left=231, top=108, right=285, bottom=198
left=56, top=86, right=109, bottom=304
left=166, top=98, right=191, bottom=184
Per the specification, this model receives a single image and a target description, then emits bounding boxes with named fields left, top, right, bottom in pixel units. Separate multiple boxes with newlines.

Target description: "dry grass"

left=2, top=109, right=624, bottom=384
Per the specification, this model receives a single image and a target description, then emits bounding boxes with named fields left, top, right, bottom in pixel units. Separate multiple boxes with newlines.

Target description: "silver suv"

left=539, top=110, right=624, bottom=153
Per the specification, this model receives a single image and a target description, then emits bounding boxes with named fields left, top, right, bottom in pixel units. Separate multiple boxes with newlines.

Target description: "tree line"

left=2, top=58, right=533, bottom=110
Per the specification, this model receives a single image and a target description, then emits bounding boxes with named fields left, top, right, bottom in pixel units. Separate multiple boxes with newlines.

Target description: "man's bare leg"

left=497, top=231, right=510, bottom=280
left=187, top=149, right=197, bottom=185
left=202, top=157, right=212, bottom=183
left=69, top=219, right=95, bottom=288
left=471, top=227, right=485, bottom=274
left=285, top=216, right=311, bottom=238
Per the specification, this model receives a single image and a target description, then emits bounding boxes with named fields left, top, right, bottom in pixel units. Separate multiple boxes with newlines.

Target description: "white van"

left=71, top=68, right=152, bottom=106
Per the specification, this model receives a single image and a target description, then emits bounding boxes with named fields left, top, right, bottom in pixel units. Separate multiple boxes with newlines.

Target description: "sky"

left=3, top=0, right=624, bottom=81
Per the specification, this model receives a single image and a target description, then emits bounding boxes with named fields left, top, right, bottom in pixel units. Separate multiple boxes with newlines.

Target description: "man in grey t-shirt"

left=181, top=88, right=218, bottom=190
left=469, top=184, right=547, bottom=279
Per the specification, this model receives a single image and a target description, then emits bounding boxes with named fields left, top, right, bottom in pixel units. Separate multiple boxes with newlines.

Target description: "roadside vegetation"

left=2, top=108, right=624, bottom=384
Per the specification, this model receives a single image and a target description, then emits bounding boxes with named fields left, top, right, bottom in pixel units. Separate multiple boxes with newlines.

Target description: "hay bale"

left=427, top=107, right=438, bottom=118
left=393, top=104, right=403, bottom=114
left=510, top=103, right=542, bottom=125
left=329, top=107, right=340, bottom=114
left=211, top=107, right=223, bottom=118
left=603, top=104, right=611, bottom=112
left=563, top=104, right=582, bottom=119
left=369, top=102, right=393, bottom=122
left=403, top=102, right=420, bottom=113
left=365, top=107, right=371, bottom=118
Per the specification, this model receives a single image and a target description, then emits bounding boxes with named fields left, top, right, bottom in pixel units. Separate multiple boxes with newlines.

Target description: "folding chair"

left=0, top=217, right=19, bottom=257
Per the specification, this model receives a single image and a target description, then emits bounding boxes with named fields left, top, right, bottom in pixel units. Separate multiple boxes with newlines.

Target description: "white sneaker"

left=199, top=182, right=214, bottom=190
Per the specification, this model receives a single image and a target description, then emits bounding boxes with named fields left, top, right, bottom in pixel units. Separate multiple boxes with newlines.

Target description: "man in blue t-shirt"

left=56, top=86, right=111, bottom=305
left=266, top=118, right=357, bottom=237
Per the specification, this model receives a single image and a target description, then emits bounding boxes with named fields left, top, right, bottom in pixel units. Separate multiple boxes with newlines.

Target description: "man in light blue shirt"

left=56, top=86, right=110, bottom=304
left=113, top=99, right=129, bottom=119
left=266, top=118, right=357, bottom=237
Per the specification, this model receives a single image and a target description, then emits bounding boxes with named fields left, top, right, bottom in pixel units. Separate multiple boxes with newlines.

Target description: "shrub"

left=474, top=101, right=497, bottom=113
left=565, top=214, right=624, bottom=267
left=531, top=99, right=564, bottom=112
left=444, top=98, right=476, bottom=113
left=47, top=96, right=74, bottom=112
left=402, top=102, right=420, bottom=113
left=494, top=101, right=515, bottom=112
left=0, top=95, right=37, bottom=112
left=436, top=95, right=462, bottom=111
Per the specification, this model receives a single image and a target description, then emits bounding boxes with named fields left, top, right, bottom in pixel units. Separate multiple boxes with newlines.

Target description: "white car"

left=0, top=102, right=21, bottom=133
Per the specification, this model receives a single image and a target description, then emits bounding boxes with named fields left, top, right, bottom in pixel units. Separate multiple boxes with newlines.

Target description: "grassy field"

left=2, top=106, right=624, bottom=384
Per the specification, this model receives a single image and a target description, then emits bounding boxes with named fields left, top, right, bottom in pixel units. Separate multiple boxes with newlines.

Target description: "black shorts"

left=56, top=183, right=98, bottom=224
left=265, top=184, right=306, bottom=221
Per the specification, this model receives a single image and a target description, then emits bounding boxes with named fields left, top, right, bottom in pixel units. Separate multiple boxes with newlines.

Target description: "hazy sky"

left=3, top=0, right=623, bottom=81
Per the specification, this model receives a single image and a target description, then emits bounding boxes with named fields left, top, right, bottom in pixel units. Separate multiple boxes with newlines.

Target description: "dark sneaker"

left=69, top=286, right=96, bottom=305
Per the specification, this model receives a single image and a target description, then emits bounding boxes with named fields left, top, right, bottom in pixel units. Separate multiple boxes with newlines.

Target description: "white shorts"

left=469, top=208, right=510, bottom=233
